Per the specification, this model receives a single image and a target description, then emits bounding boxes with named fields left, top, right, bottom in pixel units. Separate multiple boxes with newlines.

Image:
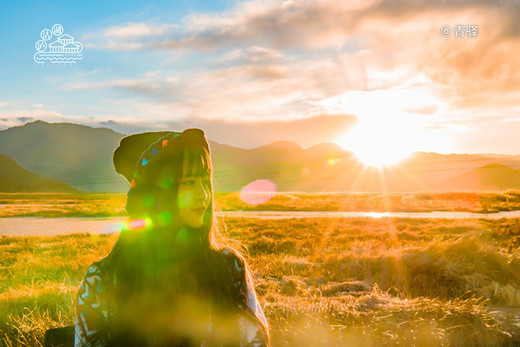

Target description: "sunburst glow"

left=336, top=116, right=421, bottom=168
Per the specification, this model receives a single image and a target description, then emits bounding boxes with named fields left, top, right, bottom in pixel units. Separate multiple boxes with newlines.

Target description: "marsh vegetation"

left=1, top=214, right=520, bottom=346
left=2, top=190, right=520, bottom=218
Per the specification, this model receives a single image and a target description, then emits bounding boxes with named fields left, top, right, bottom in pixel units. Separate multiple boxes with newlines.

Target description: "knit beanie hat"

left=112, top=128, right=211, bottom=218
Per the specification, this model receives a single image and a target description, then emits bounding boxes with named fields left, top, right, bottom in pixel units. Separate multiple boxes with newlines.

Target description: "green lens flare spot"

left=178, top=191, right=194, bottom=208
left=159, top=177, right=174, bottom=189
left=145, top=217, right=153, bottom=229
left=158, top=211, right=173, bottom=225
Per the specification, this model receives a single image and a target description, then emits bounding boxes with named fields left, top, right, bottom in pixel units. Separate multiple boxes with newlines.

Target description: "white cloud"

left=83, top=22, right=178, bottom=50
left=105, top=22, right=178, bottom=39
left=0, top=109, right=124, bottom=131
left=220, top=46, right=283, bottom=63
left=53, top=0, right=520, bottom=153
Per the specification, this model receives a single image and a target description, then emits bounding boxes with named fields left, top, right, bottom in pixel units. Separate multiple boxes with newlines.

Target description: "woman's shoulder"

left=82, top=256, right=111, bottom=282
left=76, top=257, right=115, bottom=318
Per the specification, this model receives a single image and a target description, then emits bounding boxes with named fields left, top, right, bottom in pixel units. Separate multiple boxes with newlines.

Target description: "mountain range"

left=1, top=120, right=519, bottom=192
left=0, top=153, right=79, bottom=192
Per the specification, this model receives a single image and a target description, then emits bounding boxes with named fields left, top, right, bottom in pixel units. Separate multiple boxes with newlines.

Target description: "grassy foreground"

left=2, top=217, right=520, bottom=346
left=2, top=190, right=520, bottom=217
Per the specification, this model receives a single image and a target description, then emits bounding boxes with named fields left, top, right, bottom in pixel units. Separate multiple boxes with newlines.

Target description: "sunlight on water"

left=363, top=212, right=392, bottom=218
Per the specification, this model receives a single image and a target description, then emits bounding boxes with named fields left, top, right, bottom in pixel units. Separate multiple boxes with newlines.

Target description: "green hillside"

left=0, top=153, right=80, bottom=192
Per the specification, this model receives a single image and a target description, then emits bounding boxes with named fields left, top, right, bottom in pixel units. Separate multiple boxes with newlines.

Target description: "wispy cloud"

left=83, top=22, right=178, bottom=50
left=220, top=46, right=284, bottom=63
left=61, top=78, right=170, bottom=98
left=105, top=22, right=178, bottom=39
left=86, top=1, right=519, bottom=51
left=58, top=55, right=363, bottom=123
left=93, top=113, right=358, bottom=148
left=59, top=0, right=520, bottom=152
left=0, top=106, right=131, bottom=131
left=81, top=0, right=520, bottom=109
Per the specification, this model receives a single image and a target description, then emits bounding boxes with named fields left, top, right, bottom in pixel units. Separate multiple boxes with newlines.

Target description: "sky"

left=0, top=0, right=519, bottom=160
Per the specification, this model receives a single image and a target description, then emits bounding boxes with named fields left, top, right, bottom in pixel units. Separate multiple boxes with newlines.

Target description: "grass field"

left=1, top=214, right=520, bottom=346
left=2, top=190, right=520, bottom=217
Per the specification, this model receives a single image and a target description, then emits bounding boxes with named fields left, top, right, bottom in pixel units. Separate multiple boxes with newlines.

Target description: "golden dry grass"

left=2, top=190, right=520, bottom=218
left=1, top=216, right=520, bottom=346
left=0, top=193, right=128, bottom=218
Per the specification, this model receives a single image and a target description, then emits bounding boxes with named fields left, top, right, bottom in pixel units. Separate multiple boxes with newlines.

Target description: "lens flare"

left=106, top=216, right=157, bottom=232
left=239, top=179, right=277, bottom=205
left=158, top=211, right=173, bottom=226
left=327, top=158, right=341, bottom=166
left=178, top=190, right=194, bottom=208
left=131, top=218, right=152, bottom=230
left=159, top=176, right=174, bottom=189
left=108, top=218, right=155, bottom=233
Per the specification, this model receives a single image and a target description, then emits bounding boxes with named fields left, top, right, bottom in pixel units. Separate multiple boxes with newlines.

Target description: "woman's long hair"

left=92, top=129, right=263, bottom=345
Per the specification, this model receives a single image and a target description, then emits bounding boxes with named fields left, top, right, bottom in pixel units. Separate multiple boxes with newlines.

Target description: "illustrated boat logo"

left=34, top=24, right=84, bottom=64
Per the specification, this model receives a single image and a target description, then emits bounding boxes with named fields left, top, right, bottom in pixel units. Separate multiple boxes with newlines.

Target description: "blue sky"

left=0, top=0, right=230, bottom=119
left=1, top=0, right=519, bottom=161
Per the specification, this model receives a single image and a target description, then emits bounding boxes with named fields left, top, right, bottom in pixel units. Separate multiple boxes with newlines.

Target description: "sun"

left=335, top=118, right=418, bottom=168
left=352, top=144, right=412, bottom=167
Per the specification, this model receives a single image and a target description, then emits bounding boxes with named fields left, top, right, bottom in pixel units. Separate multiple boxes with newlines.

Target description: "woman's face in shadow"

left=176, top=151, right=211, bottom=228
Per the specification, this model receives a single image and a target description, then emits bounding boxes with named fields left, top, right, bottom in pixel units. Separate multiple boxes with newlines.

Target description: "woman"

left=74, top=128, right=269, bottom=346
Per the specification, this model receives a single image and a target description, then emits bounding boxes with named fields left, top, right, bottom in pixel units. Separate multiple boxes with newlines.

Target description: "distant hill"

left=1, top=120, right=520, bottom=192
left=442, top=163, right=520, bottom=191
left=0, top=121, right=127, bottom=191
left=213, top=144, right=520, bottom=192
left=0, top=153, right=79, bottom=192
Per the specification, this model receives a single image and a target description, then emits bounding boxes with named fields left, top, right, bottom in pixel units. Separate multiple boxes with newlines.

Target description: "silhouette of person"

left=74, top=128, right=270, bottom=346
